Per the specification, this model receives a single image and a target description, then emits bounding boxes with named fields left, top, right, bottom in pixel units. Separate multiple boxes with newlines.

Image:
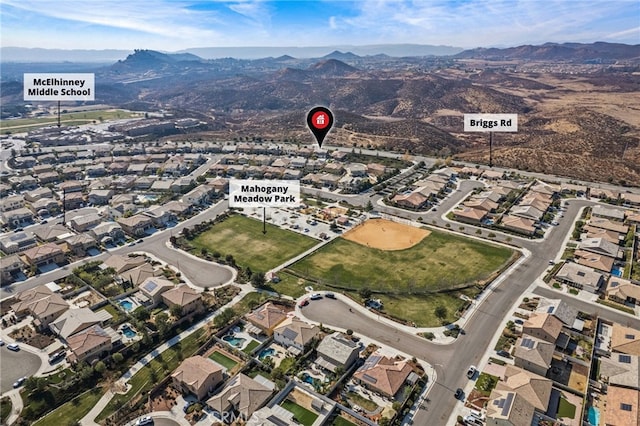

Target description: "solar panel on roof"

left=521, top=338, right=535, bottom=349
left=501, top=393, right=514, bottom=416
left=282, top=328, right=298, bottom=341
left=626, top=334, right=636, bottom=339
left=362, top=374, right=377, bottom=383
left=547, top=306, right=554, bottom=313
left=619, top=354, right=632, bottom=363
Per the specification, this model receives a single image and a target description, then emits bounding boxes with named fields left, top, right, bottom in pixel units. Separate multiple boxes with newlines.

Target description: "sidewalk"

left=80, top=284, right=253, bottom=426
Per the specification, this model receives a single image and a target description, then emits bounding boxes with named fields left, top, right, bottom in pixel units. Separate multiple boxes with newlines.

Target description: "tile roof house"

left=486, top=389, right=535, bottom=426
left=453, top=207, right=487, bottom=224
left=588, top=217, right=629, bottom=234
left=495, top=365, right=552, bottom=412
left=138, top=277, right=175, bottom=306
left=0, top=254, right=24, bottom=284
left=555, top=262, right=605, bottom=293
left=315, top=332, right=360, bottom=373
left=353, top=353, right=413, bottom=398
left=534, top=299, right=578, bottom=327
left=0, top=232, right=37, bottom=254
left=600, top=353, right=640, bottom=390
left=603, top=386, right=640, bottom=426
left=206, top=373, right=274, bottom=419
left=50, top=307, right=112, bottom=340
left=117, top=214, right=153, bottom=237
left=102, top=254, right=146, bottom=274
left=172, top=355, right=224, bottom=400
left=522, top=313, right=563, bottom=344
left=574, top=249, right=615, bottom=273
left=513, top=335, right=554, bottom=377
left=11, top=285, right=69, bottom=330
left=500, top=215, right=536, bottom=236
left=273, top=317, right=320, bottom=354
left=607, top=277, right=640, bottom=306
left=32, top=224, right=72, bottom=243
left=67, top=324, right=117, bottom=364
left=577, top=237, right=621, bottom=259
left=592, top=205, right=626, bottom=222
left=120, top=263, right=159, bottom=287
left=161, top=285, right=204, bottom=316
left=611, top=323, right=640, bottom=356
left=392, top=192, right=429, bottom=210
left=245, top=302, right=288, bottom=336
left=20, top=242, right=65, bottom=269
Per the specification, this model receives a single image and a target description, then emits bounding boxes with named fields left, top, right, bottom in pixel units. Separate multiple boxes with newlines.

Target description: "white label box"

left=464, top=114, right=518, bottom=132
left=24, top=73, right=95, bottom=101
left=229, top=179, right=301, bottom=208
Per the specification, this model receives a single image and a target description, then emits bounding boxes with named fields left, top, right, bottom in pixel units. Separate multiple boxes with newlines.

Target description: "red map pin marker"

left=306, top=106, right=334, bottom=148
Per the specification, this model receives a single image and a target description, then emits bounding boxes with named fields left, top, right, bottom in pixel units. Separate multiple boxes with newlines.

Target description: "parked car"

left=0, top=339, right=4, bottom=346
left=514, top=319, right=524, bottom=325
left=310, top=293, right=323, bottom=300
left=7, top=343, right=19, bottom=351
left=325, top=292, right=336, bottom=299
left=463, top=415, right=483, bottom=426
left=466, top=365, right=477, bottom=379
left=183, top=401, right=194, bottom=413
left=135, top=416, right=153, bottom=425
left=298, top=298, right=309, bottom=308
left=13, top=377, right=26, bottom=388
left=496, top=349, right=511, bottom=358
left=48, top=351, right=66, bottom=364
left=454, top=388, right=464, bottom=400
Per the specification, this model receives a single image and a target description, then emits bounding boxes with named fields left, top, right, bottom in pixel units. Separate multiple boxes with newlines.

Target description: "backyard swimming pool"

left=223, top=335, right=246, bottom=348
left=588, top=406, right=600, bottom=426
left=121, top=324, right=137, bottom=338
left=259, top=348, right=276, bottom=359
left=119, top=300, right=134, bottom=311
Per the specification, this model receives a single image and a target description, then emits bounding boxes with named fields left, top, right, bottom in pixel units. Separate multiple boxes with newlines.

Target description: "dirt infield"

left=342, top=218, right=431, bottom=250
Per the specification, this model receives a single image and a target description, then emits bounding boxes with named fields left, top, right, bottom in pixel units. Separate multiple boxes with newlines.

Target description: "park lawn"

left=281, top=400, right=318, bottom=426
left=0, top=109, right=142, bottom=133
left=96, top=329, right=204, bottom=422
left=209, top=351, right=239, bottom=370
left=290, top=230, right=513, bottom=293
left=191, top=215, right=317, bottom=272
left=33, top=388, right=104, bottom=426
left=558, top=397, right=577, bottom=419
left=270, top=271, right=313, bottom=298
left=353, top=291, right=469, bottom=327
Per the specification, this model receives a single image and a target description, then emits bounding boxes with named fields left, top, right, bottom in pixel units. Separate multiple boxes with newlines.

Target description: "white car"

left=135, top=416, right=153, bottom=425
left=466, top=365, right=477, bottom=379
left=7, top=343, right=19, bottom=351
left=310, top=293, right=323, bottom=300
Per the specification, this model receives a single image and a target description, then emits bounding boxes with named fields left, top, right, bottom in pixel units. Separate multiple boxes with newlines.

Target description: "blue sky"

left=1, top=0, right=638, bottom=50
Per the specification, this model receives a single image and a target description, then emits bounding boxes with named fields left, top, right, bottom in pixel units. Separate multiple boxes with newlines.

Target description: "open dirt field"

left=342, top=218, right=431, bottom=250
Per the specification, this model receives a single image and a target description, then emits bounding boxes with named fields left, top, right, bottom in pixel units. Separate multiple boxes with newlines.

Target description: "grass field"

left=1, top=109, right=142, bottom=133
left=290, top=229, right=513, bottom=293
left=191, top=215, right=317, bottom=272
left=332, top=416, right=358, bottom=426
left=558, top=397, right=577, bottom=419
left=281, top=400, right=318, bottom=426
left=33, top=388, right=103, bottom=426
left=243, top=340, right=260, bottom=354
left=209, top=351, right=239, bottom=370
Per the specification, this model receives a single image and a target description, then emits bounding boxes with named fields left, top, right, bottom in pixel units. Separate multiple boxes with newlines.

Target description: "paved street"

left=0, top=346, right=42, bottom=393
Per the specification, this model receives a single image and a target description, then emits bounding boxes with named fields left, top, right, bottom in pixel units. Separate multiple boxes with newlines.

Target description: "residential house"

left=367, top=163, right=388, bottom=177
left=513, top=335, right=554, bottom=377
left=353, top=353, right=413, bottom=398
left=0, top=232, right=37, bottom=254
left=9, top=175, right=37, bottom=190
left=495, top=365, right=552, bottom=414
left=603, top=386, right=640, bottom=426
left=582, top=225, right=622, bottom=244
left=0, top=195, right=25, bottom=212
left=37, top=171, right=60, bottom=185
left=182, top=185, right=215, bottom=206
left=574, top=250, right=615, bottom=273
left=64, top=192, right=85, bottom=210
left=589, top=218, right=629, bottom=234
left=599, top=353, right=640, bottom=390
left=522, top=313, right=563, bottom=344
left=117, top=214, right=153, bottom=237
left=622, top=193, right=640, bottom=207
left=88, top=189, right=114, bottom=205
left=247, top=406, right=296, bottom=426
left=90, top=222, right=125, bottom=244
left=161, top=285, right=204, bottom=316
left=138, top=277, right=175, bottom=306
left=453, top=207, right=487, bottom=224
left=315, top=332, right=360, bottom=373
left=578, top=237, right=621, bottom=259
left=500, top=215, right=536, bottom=236
left=0, top=254, right=24, bottom=284
left=485, top=389, right=535, bottom=426
left=171, top=355, right=224, bottom=400
left=392, top=192, right=429, bottom=210
left=464, top=197, right=498, bottom=213
left=346, top=163, right=367, bottom=177
left=324, top=162, right=345, bottom=175
left=24, top=187, right=53, bottom=203
left=50, top=307, right=112, bottom=340
left=21, top=243, right=65, bottom=269
left=245, top=302, right=288, bottom=336
left=67, top=324, right=117, bottom=364
left=273, top=317, right=320, bottom=355
left=2, top=207, right=34, bottom=228
left=11, top=285, right=69, bottom=330
left=206, top=373, right=274, bottom=419
left=208, top=177, right=229, bottom=193
left=102, top=254, right=146, bottom=274
left=592, top=205, right=626, bottom=222
left=607, top=277, right=640, bottom=306
left=611, top=323, right=640, bottom=356
left=510, top=205, right=544, bottom=222
left=555, top=262, right=605, bottom=293
left=534, top=299, right=578, bottom=328
left=142, top=206, right=175, bottom=228
left=482, top=170, right=504, bottom=180
left=32, top=224, right=73, bottom=243
left=70, top=213, right=102, bottom=232
left=29, top=198, right=60, bottom=216
left=120, top=263, right=159, bottom=287
left=162, top=200, right=191, bottom=217
left=62, top=233, right=97, bottom=256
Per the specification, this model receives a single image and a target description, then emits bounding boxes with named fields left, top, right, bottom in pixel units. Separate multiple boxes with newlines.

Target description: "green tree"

left=94, top=361, right=106, bottom=375
left=365, top=200, right=374, bottom=212
left=112, top=353, right=124, bottom=364
left=170, top=304, right=183, bottom=318
left=134, top=307, right=151, bottom=321
left=155, top=312, right=170, bottom=337
left=435, top=305, right=448, bottom=321
left=358, top=288, right=372, bottom=300
left=214, top=308, right=236, bottom=329
left=251, top=271, right=266, bottom=288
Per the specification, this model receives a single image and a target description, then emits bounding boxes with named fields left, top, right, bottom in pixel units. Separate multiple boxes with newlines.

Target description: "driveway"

left=0, top=346, right=42, bottom=393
